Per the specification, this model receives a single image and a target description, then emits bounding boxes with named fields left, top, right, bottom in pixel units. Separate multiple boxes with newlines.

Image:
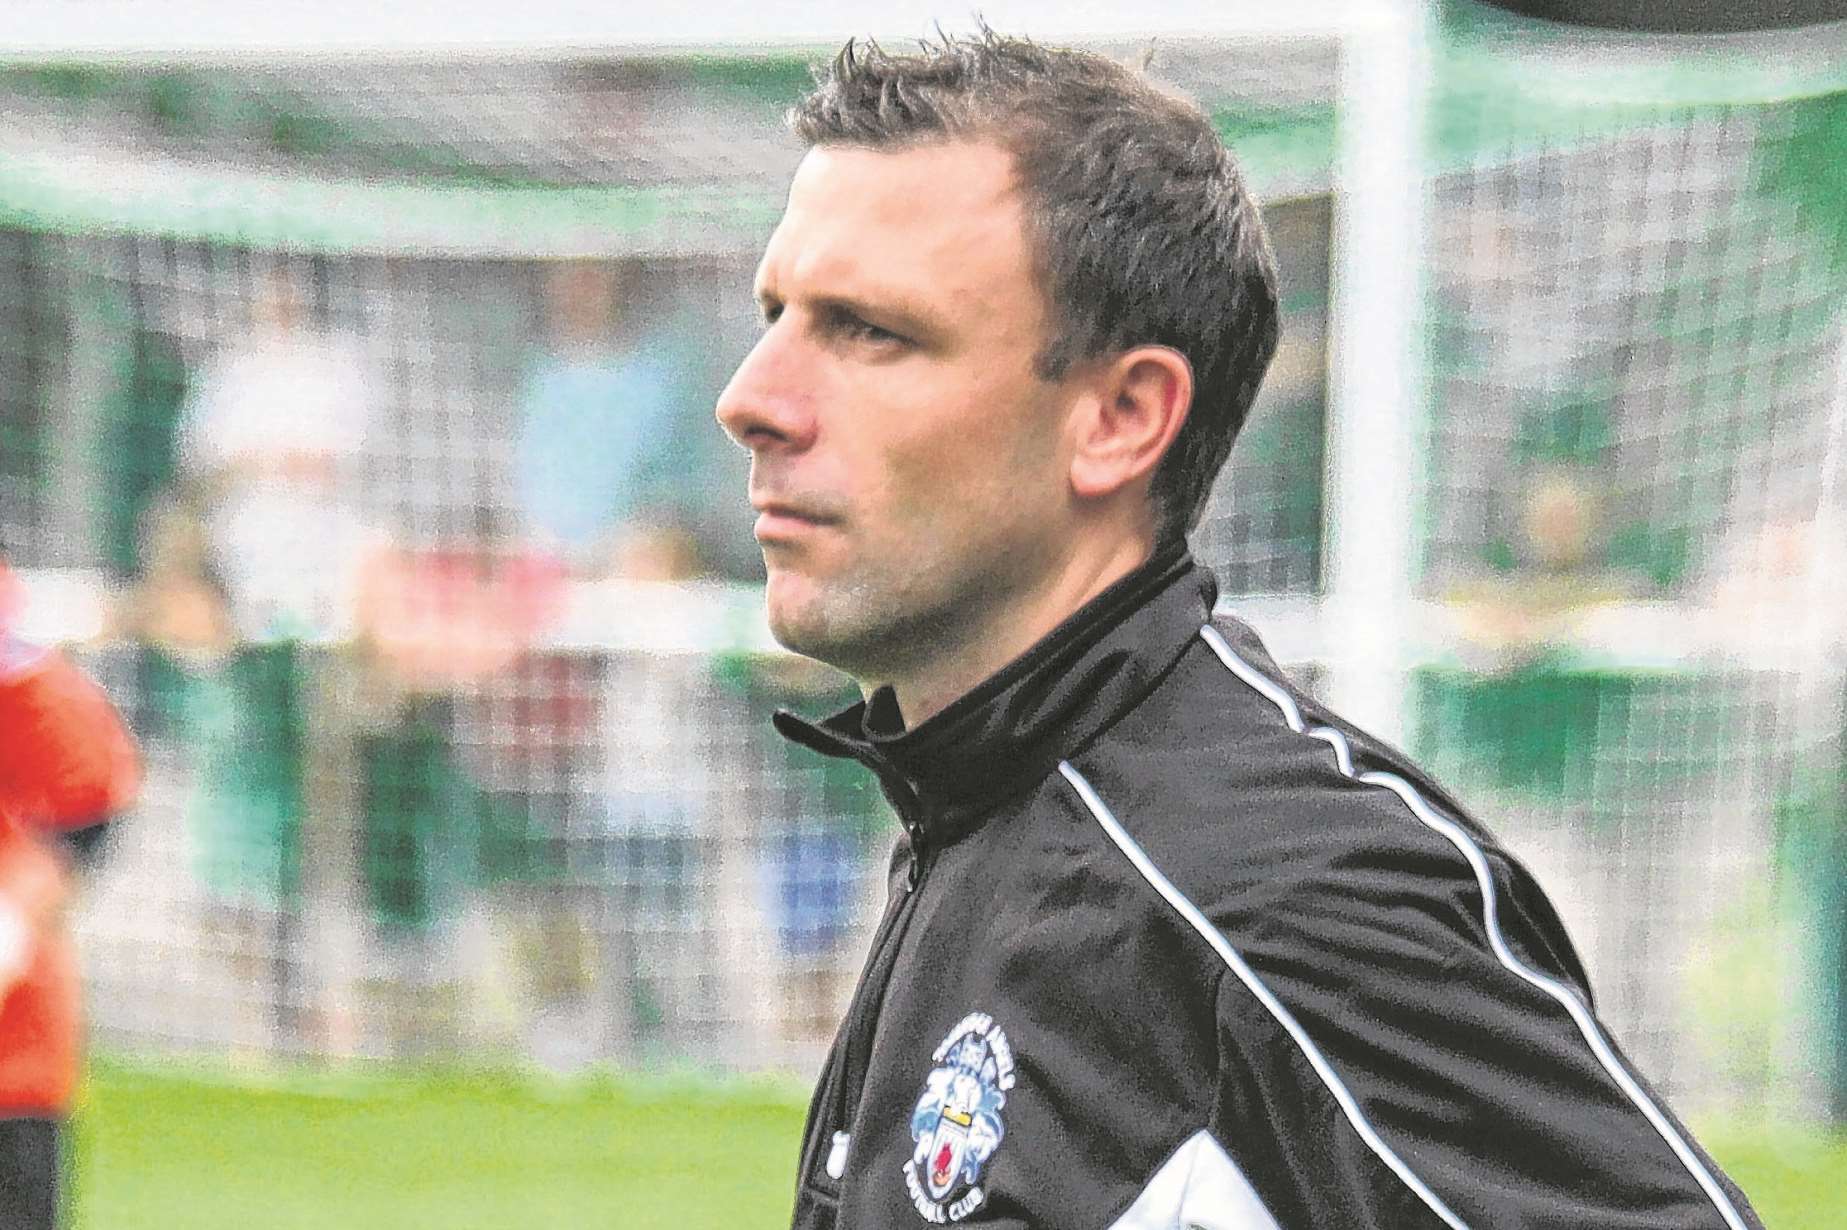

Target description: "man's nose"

left=716, top=328, right=817, bottom=453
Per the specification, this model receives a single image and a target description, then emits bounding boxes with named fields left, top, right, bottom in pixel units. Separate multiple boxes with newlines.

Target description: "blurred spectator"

left=115, top=490, right=310, bottom=1051
left=117, top=494, right=284, bottom=896
left=513, top=260, right=688, bottom=568
left=177, top=262, right=376, bottom=642
left=1444, top=396, right=1643, bottom=663
left=0, top=558, right=139, bottom=1230
left=118, top=489, right=303, bottom=938
left=114, top=495, right=236, bottom=736
left=157, top=264, right=378, bottom=1051
left=344, top=532, right=576, bottom=1056
left=351, top=538, right=571, bottom=919
left=568, top=526, right=721, bottom=1062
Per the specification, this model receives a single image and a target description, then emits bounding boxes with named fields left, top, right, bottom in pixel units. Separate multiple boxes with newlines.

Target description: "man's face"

left=717, top=140, right=1081, bottom=683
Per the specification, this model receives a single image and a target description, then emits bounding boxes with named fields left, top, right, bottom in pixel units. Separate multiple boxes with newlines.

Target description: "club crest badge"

left=903, top=1011, right=1015, bottom=1223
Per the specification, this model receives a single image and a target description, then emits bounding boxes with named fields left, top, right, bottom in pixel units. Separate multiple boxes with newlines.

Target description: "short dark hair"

left=790, top=28, right=1281, bottom=541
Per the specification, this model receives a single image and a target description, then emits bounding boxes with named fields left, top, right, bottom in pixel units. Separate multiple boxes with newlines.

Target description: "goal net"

left=1410, top=7, right=1847, bottom=1123
left=2, top=1, right=1842, bottom=1120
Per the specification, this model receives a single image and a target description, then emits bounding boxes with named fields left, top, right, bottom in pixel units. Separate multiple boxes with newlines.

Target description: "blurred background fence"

left=2, top=0, right=1844, bottom=1130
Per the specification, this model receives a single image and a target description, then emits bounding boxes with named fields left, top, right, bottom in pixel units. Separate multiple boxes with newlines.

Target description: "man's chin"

left=763, top=575, right=827, bottom=654
left=763, top=576, right=864, bottom=671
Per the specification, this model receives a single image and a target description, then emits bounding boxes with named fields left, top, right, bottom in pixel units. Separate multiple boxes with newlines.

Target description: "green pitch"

left=69, top=1060, right=808, bottom=1229
left=69, top=1059, right=1845, bottom=1228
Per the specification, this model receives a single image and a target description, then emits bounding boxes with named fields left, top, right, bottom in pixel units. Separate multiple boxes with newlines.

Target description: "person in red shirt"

left=0, top=563, right=139, bottom=1229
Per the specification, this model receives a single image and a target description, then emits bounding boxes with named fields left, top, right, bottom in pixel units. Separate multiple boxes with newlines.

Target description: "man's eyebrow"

left=791, top=290, right=948, bottom=339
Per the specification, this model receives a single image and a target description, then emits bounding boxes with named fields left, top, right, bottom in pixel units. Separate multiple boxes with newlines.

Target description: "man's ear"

left=1068, top=346, right=1193, bottom=502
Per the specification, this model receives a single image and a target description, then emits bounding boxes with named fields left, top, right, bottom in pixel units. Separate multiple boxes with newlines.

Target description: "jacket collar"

left=772, top=541, right=1216, bottom=842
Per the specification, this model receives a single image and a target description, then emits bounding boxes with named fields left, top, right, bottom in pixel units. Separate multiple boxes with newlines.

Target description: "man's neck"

left=880, top=534, right=1156, bottom=729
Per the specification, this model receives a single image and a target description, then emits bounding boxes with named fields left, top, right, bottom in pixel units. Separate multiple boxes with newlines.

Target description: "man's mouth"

left=752, top=501, right=837, bottom=542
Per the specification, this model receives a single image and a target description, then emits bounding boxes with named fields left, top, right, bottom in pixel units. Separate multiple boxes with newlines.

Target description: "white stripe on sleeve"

left=1059, top=761, right=1471, bottom=1230
left=1195, top=621, right=1751, bottom=1230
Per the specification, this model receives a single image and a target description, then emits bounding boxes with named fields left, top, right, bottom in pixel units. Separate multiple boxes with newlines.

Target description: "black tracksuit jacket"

left=773, top=545, right=1764, bottom=1230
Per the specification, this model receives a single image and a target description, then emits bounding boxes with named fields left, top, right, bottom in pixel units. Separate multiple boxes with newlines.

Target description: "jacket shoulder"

left=1057, top=616, right=1762, bottom=1230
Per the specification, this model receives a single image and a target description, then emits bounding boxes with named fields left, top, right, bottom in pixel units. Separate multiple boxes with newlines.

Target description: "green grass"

left=1697, top=1123, right=1847, bottom=1230
left=70, top=1060, right=808, bottom=1229
left=68, top=1060, right=1845, bottom=1228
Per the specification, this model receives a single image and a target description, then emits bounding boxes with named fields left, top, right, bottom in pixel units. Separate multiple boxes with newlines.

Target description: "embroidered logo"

left=904, top=1011, right=1014, bottom=1223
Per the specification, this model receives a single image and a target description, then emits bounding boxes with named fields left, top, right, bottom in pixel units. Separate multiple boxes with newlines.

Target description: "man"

left=0, top=562, right=139, bottom=1229
left=716, top=30, right=1762, bottom=1230
left=178, top=263, right=374, bottom=644
left=513, top=260, right=681, bottom=563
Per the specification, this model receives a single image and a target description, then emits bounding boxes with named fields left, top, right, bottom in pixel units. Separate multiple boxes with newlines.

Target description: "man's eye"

left=838, top=316, right=904, bottom=346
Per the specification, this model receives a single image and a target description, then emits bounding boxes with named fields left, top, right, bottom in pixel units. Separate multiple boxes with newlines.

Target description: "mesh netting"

left=0, top=15, right=1842, bottom=1120
left=1415, top=43, right=1847, bottom=1117
left=0, top=36, right=1343, bottom=1082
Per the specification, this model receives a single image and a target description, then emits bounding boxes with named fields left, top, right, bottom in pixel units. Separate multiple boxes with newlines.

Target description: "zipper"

left=812, top=766, right=929, bottom=1190
left=893, top=773, right=927, bottom=891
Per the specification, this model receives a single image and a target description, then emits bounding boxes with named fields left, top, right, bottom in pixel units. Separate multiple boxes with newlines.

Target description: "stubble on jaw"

left=764, top=522, right=1066, bottom=717
left=764, top=562, right=935, bottom=687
